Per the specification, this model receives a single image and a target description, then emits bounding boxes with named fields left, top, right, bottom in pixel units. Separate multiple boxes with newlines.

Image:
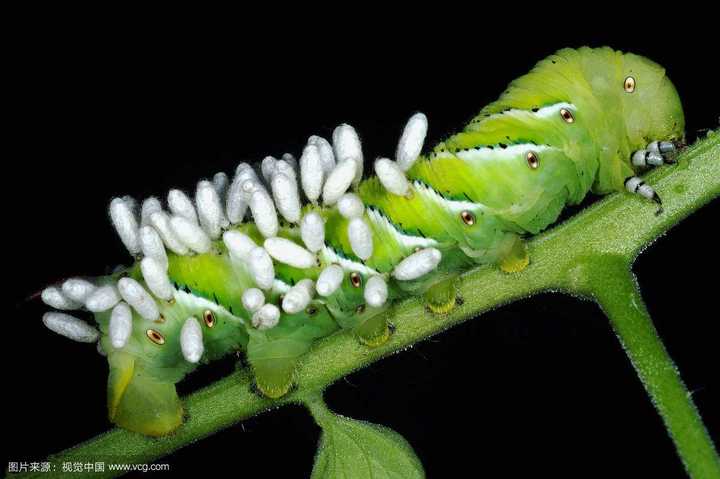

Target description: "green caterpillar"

left=40, top=46, right=684, bottom=437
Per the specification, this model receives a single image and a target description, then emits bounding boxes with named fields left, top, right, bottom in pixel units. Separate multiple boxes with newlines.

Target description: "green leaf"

left=309, top=397, right=424, bottom=479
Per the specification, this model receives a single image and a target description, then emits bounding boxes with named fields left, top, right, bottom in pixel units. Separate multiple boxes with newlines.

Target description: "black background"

left=4, top=23, right=719, bottom=478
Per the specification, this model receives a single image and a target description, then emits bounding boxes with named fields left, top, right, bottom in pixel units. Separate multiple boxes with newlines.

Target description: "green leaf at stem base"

left=306, top=393, right=425, bottom=479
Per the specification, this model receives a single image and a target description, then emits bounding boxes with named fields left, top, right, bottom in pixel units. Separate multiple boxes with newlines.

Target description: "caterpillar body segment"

left=40, top=47, right=684, bottom=436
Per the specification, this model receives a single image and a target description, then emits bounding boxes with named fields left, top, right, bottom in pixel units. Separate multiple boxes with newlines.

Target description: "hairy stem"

left=578, top=255, right=720, bottom=479
left=23, top=132, right=720, bottom=478
left=304, top=390, right=333, bottom=428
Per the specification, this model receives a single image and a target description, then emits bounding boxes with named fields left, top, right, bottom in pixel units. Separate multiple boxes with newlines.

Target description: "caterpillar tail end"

left=499, top=237, right=530, bottom=273
left=107, top=352, right=184, bottom=437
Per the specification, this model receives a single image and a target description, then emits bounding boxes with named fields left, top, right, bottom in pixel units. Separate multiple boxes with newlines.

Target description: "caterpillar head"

left=620, top=52, right=685, bottom=147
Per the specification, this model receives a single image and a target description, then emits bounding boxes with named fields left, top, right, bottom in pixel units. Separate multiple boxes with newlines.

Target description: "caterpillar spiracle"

left=39, top=47, right=684, bottom=436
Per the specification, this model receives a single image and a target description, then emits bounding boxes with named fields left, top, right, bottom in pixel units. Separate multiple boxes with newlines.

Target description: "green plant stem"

left=304, top=390, right=333, bottom=428
left=578, top=255, right=720, bottom=479
left=23, top=132, right=720, bottom=478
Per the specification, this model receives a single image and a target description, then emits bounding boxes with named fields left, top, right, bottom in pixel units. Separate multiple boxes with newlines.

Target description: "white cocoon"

left=271, top=173, right=301, bottom=223
left=309, top=135, right=336, bottom=174
left=170, top=215, right=212, bottom=254
left=247, top=246, right=275, bottom=290
left=337, top=193, right=364, bottom=219
left=139, top=225, right=169, bottom=269
left=332, top=123, right=363, bottom=184
left=316, top=264, right=344, bottom=297
left=374, top=158, right=410, bottom=196
left=322, top=159, right=356, bottom=205
left=275, top=159, right=297, bottom=182
left=213, top=172, right=229, bottom=199
left=300, top=212, right=326, bottom=253
left=109, top=302, right=133, bottom=349
left=167, top=189, right=198, bottom=224
left=364, top=275, right=388, bottom=307
left=348, top=218, right=373, bottom=260
left=196, top=180, right=226, bottom=239
left=223, top=230, right=257, bottom=261
left=226, top=165, right=257, bottom=224
left=281, top=153, right=298, bottom=175
left=282, top=279, right=314, bottom=314
left=300, top=143, right=324, bottom=202
left=392, top=248, right=442, bottom=281
left=264, top=237, right=316, bottom=269
left=61, top=278, right=96, bottom=303
left=242, top=288, right=265, bottom=313
left=396, top=112, right=428, bottom=171
left=140, top=257, right=174, bottom=300
left=180, top=317, right=204, bottom=363
left=43, top=312, right=99, bottom=343
left=109, top=197, right=141, bottom=255
left=261, top=156, right=277, bottom=184
left=85, top=284, right=121, bottom=312
left=252, top=303, right=280, bottom=330
left=150, top=211, right=190, bottom=255
left=249, top=189, right=279, bottom=238
left=140, top=197, right=163, bottom=227
left=117, top=277, right=159, bottom=321
left=41, top=286, right=80, bottom=310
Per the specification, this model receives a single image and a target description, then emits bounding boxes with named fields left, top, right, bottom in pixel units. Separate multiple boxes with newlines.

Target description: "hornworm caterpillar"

left=39, top=47, right=684, bottom=437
